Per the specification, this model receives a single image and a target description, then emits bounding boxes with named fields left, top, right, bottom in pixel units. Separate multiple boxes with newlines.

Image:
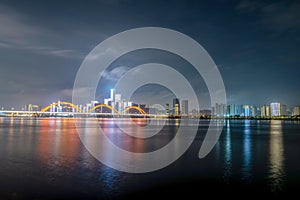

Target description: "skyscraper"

left=250, top=106, right=257, bottom=117
left=215, top=103, right=226, bottom=116
left=229, top=104, right=235, bottom=116
left=115, top=94, right=121, bottom=101
left=270, top=102, right=281, bottom=116
left=165, top=103, right=170, bottom=116
left=181, top=100, right=188, bottom=116
left=266, top=105, right=270, bottom=116
left=243, top=105, right=250, bottom=117
left=110, top=89, right=115, bottom=102
left=261, top=105, right=266, bottom=117
left=293, top=106, right=300, bottom=116
left=280, top=104, right=287, bottom=116
left=173, top=98, right=180, bottom=115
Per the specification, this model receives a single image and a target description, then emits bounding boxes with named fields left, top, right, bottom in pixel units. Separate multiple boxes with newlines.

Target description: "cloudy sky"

left=0, top=0, right=299, bottom=109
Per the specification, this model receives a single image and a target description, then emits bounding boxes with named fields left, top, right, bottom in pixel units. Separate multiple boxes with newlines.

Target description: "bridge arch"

left=88, top=104, right=119, bottom=114
left=89, top=105, right=146, bottom=115
left=121, top=106, right=147, bottom=114
left=41, top=101, right=82, bottom=113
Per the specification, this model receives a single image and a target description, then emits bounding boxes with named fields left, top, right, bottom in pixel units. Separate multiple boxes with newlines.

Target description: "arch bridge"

left=41, top=101, right=82, bottom=113
left=40, top=101, right=147, bottom=115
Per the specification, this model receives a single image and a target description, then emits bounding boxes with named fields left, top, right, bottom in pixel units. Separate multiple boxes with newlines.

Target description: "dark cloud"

left=0, top=0, right=299, bottom=109
left=236, top=0, right=300, bottom=32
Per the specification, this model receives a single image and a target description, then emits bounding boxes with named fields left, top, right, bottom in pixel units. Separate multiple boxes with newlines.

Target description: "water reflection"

left=0, top=117, right=296, bottom=197
left=223, top=120, right=232, bottom=182
left=7, top=117, right=15, bottom=155
left=38, top=118, right=80, bottom=169
left=269, top=120, right=285, bottom=191
left=242, top=120, right=252, bottom=183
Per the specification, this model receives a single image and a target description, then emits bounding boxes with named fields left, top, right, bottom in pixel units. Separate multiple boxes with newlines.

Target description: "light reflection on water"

left=269, top=120, right=285, bottom=191
left=242, top=120, right=252, bottom=183
left=222, top=119, right=287, bottom=189
left=223, top=120, right=232, bottom=183
left=0, top=117, right=298, bottom=198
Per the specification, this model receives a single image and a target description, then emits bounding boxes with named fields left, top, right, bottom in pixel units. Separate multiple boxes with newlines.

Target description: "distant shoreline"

left=1, top=115, right=300, bottom=121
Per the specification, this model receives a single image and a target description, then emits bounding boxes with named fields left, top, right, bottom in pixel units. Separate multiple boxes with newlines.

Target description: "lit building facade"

left=261, top=105, right=271, bottom=117
left=165, top=103, right=170, bottom=116
left=181, top=100, right=188, bottom=116
left=173, top=98, right=180, bottom=116
left=243, top=105, right=250, bottom=117
left=270, top=102, right=281, bottom=116
left=280, top=104, right=287, bottom=116
left=293, top=106, right=300, bottom=116
left=214, top=103, right=227, bottom=116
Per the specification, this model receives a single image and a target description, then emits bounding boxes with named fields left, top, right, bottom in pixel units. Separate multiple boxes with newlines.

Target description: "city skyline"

left=0, top=0, right=300, bottom=108
left=1, top=87, right=299, bottom=117
left=1, top=1, right=300, bottom=198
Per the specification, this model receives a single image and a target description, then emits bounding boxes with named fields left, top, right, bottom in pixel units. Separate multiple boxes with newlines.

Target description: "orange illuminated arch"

left=41, top=102, right=82, bottom=113
left=88, top=104, right=119, bottom=114
left=121, top=106, right=147, bottom=114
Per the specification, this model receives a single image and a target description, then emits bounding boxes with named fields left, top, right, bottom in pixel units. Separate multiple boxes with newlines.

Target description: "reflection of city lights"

left=223, top=120, right=232, bottom=182
left=8, top=117, right=15, bottom=153
left=175, top=119, right=180, bottom=126
left=269, top=120, right=285, bottom=191
left=10, top=117, right=14, bottom=125
left=38, top=119, right=80, bottom=168
left=242, top=120, right=252, bottom=182
left=132, top=118, right=148, bottom=127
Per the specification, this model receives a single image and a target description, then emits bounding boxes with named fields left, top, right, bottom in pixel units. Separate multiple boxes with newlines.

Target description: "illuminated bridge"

left=0, top=101, right=161, bottom=118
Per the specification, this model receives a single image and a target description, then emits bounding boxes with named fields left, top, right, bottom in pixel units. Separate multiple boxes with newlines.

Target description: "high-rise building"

left=256, top=106, right=261, bottom=116
left=165, top=103, right=170, bottom=116
left=227, top=104, right=243, bottom=116
left=114, top=101, right=122, bottom=112
left=104, top=98, right=110, bottom=105
left=229, top=104, right=235, bottom=116
left=293, top=106, right=300, bottom=116
left=181, top=100, right=188, bottom=116
left=250, top=106, right=257, bottom=117
left=261, top=105, right=266, bottom=117
left=215, top=103, right=226, bottom=116
left=173, top=98, right=180, bottom=115
left=226, top=105, right=231, bottom=116
left=266, top=105, right=270, bottom=116
left=270, top=102, right=281, bottom=116
left=280, top=104, right=287, bottom=116
left=261, top=105, right=270, bottom=117
left=286, top=106, right=292, bottom=116
left=115, top=94, right=121, bottom=102
left=243, top=105, right=250, bottom=117
left=110, top=89, right=115, bottom=102
left=235, top=105, right=243, bottom=116
left=174, top=104, right=179, bottom=115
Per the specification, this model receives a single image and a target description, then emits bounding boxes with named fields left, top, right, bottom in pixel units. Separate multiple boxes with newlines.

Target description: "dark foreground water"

left=0, top=117, right=300, bottom=199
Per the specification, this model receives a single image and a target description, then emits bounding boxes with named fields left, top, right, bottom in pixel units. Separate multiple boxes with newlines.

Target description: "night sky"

left=0, top=0, right=299, bottom=109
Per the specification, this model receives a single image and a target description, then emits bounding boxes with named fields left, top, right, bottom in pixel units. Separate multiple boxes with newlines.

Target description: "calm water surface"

left=0, top=117, right=300, bottom=199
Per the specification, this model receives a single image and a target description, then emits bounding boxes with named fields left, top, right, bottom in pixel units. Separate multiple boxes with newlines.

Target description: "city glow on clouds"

left=0, top=0, right=300, bottom=108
